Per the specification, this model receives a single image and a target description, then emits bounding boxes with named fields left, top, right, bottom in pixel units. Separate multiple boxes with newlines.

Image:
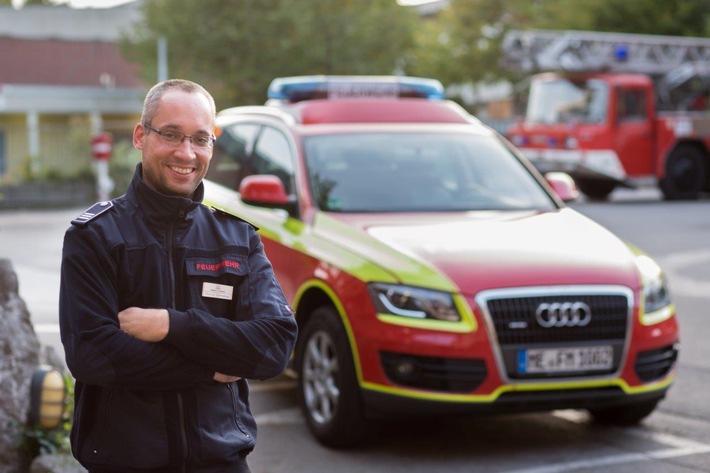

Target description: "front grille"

left=479, top=288, right=631, bottom=380
left=380, top=351, right=487, bottom=393
left=635, top=344, right=678, bottom=381
left=488, top=294, right=628, bottom=345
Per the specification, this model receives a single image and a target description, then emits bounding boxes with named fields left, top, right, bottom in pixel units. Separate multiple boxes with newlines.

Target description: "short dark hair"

left=141, top=79, right=216, bottom=125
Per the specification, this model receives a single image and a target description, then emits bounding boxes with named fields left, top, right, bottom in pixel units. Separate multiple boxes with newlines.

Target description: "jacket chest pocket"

left=185, top=254, right=248, bottom=319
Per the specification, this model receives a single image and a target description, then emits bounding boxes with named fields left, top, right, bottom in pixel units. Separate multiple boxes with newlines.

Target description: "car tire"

left=576, top=178, right=616, bottom=201
left=660, top=145, right=707, bottom=200
left=587, top=398, right=660, bottom=426
left=295, top=306, right=368, bottom=448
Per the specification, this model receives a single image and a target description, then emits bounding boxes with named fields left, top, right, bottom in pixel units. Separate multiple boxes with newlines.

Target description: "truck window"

left=526, top=77, right=608, bottom=125
left=616, top=88, right=647, bottom=121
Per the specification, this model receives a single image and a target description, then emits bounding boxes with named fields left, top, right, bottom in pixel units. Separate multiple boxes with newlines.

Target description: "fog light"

left=394, top=360, right=419, bottom=382
left=29, top=366, right=66, bottom=430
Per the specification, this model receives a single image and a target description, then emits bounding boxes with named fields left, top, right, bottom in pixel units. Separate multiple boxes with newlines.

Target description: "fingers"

left=213, top=372, right=241, bottom=383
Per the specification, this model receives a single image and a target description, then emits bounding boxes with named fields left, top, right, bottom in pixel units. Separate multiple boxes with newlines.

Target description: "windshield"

left=303, top=132, right=556, bottom=213
left=526, top=77, right=608, bottom=125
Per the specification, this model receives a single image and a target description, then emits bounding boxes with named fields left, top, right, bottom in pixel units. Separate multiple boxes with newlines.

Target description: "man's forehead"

left=154, top=91, right=214, bottom=129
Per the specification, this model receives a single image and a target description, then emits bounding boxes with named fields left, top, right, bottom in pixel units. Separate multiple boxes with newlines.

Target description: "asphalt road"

left=1, top=187, right=709, bottom=472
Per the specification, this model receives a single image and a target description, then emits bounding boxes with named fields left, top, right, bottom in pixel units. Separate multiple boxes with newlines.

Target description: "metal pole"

left=157, top=36, right=168, bottom=82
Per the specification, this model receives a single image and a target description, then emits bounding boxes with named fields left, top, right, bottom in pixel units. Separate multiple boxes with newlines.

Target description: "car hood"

left=318, top=208, right=640, bottom=295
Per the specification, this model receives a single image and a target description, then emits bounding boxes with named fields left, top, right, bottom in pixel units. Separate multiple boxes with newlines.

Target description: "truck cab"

left=503, top=29, right=710, bottom=200
left=508, top=72, right=656, bottom=199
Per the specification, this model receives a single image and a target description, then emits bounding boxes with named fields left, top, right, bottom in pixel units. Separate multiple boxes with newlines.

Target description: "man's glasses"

left=143, top=123, right=215, bottom=149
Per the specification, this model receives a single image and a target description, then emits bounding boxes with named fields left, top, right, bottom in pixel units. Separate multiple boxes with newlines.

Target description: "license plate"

left=518, top=346, right=613, bottom=374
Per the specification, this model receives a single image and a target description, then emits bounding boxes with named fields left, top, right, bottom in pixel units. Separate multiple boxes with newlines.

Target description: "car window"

left=304, top=132, right=556, bottom=212
left=206, top=123, right=260, bottom=191
left=252, top=127, right=295, bottom=194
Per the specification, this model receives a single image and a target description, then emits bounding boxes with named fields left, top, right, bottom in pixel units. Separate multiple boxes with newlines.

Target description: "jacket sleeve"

left=59, top=226, right=214, bottom=390
left=164, top=228, right=298, bottom=380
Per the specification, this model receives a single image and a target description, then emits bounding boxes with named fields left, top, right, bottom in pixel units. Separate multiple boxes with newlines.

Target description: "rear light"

left=267, top=75, right=445, bottom=103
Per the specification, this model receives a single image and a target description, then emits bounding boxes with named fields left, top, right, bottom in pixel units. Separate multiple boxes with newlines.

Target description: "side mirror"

left=239, top=175, right=299, bottom=217
left=545, top=172, right=579, bottom=203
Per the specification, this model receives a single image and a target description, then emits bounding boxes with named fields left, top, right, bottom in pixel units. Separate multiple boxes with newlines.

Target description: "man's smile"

left=169, top=165, right=194, bottom=175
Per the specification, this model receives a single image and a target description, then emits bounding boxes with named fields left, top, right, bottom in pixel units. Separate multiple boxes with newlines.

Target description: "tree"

left=585, top=0, right=710, bottom=37
left=122, top=0, right=418, bottom=108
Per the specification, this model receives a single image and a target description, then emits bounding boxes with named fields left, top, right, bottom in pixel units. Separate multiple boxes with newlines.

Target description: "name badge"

left=202, top=282, right=234, bottom=300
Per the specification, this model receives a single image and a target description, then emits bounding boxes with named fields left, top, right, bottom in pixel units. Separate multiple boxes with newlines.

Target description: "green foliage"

left=121, top=0, right=418, bottom=108
left=585, top=0, right=710, bottom=36
left=109, top=139, right=142, bottom=197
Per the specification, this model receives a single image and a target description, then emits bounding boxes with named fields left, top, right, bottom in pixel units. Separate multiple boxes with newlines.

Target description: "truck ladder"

left=501, top=29, right=710, bottom=76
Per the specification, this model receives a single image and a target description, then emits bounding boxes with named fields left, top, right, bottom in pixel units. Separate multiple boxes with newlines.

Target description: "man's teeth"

left=170, top=166, right=192, bottom=175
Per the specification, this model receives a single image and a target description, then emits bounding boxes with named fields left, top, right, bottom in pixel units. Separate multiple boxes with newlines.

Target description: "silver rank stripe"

left=72, top=201, right=113, bottom=225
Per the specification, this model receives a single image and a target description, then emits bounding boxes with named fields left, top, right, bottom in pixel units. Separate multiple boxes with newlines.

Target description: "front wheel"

left=295, top=307, right=368, bottom=448
left=588, top=398, right=660, bottom=426
left=576, top=178, right=616, bottom=201
left=660, top=146, right=707, bottom=200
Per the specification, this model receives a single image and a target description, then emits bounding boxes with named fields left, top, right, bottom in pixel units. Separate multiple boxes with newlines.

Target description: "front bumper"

left=518, top=147, right=627, bottom=183
left=362, top=382, right=671, bottom=419
left=354, top=284, right=679, bottom=416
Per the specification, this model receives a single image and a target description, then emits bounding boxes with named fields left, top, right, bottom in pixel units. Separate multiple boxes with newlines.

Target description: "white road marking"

left=34, top=323, right=60, bottom=333
left=503, top=410, right=710, bottom=473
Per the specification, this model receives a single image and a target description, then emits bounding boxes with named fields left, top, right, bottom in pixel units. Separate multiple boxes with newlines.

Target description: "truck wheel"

left=660, top=146, right=706, bottom=200
left=587, top=399, right=659, bottom=426
left=576, top=178, right=616, bottom=200
left=295, top=307, right=368, bottom=448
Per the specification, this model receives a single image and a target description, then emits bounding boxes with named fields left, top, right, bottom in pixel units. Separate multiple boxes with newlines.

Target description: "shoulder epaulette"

left=210, top=206, right=260, bottom=231
left=71, top=201, right=114, bottom=226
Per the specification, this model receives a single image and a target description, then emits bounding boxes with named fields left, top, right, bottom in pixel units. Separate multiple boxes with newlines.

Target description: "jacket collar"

left=127, top=163, right=203, bottom=223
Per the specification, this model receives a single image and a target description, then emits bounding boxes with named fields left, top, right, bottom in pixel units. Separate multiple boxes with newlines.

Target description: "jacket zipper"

left=169, top=213, right=189, bottom=471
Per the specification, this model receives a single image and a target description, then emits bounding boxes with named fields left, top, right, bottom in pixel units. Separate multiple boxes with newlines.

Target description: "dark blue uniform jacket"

left=59, top=165, right=297, bottom=471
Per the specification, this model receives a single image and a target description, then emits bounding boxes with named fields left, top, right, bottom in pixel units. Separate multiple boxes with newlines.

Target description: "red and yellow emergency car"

left=203, top=76, right=679, bottom=447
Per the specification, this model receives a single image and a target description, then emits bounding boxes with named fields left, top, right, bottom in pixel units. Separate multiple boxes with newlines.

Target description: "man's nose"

left=175, top=137, right=197, bottom=156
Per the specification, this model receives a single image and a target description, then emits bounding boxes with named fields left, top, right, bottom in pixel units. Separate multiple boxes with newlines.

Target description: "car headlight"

left=636, top=254, right=672, bottom=314
left=368, top=283, right=461, bottom=322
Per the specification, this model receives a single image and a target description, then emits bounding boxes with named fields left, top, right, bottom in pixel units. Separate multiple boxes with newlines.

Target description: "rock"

left=39, top=345, right=66, bottom=373
left=0, top=258, right=42, bottom=471
left=0, top=259, right=80, bottom=473
left=30, top=454, right=86, bottom=473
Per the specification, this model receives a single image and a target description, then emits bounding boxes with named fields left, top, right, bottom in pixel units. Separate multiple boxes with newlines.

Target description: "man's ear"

left=133, top=123, right=145, bottom=150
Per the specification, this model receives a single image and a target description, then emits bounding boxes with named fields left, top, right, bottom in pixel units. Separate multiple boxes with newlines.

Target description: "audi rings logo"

left=535, top=302, right=592, bottom=328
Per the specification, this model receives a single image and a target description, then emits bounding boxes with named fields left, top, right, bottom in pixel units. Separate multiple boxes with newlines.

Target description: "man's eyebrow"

left=159, top=124, right=212, bottom=135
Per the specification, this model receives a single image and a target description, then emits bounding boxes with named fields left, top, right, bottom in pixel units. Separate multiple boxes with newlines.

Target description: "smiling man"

left=135, top=82, right=214, bottom=198
left=59, top=79, right=298, bottom=473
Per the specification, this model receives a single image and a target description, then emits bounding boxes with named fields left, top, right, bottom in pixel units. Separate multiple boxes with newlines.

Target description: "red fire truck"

left=503, top=29, right=710, bottom=200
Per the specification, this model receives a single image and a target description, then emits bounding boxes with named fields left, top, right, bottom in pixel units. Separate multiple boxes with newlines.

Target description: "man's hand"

left=214, top=372, right=241, bottom=383
left=119, top=307, right=169, bottom=342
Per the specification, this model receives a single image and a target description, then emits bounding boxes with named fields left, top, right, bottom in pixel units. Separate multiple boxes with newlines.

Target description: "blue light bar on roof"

left=267, top=75, right=445, bottom=102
